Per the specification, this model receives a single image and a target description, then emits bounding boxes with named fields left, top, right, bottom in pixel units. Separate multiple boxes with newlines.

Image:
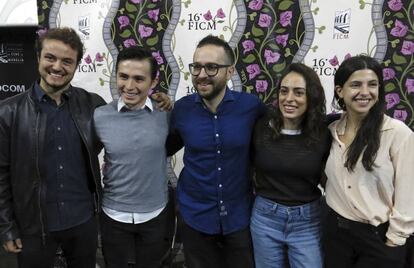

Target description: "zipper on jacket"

left=35, top=111, right=47, bottom=245
left=70, top=102, right=101, bottom=213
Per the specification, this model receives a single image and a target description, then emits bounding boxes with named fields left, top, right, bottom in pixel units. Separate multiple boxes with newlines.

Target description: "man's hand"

left=3, top=239, right=22, bottom=253
left=385, top=239, right=399, bottom=247
left=151, top=92, right=172, bottom=111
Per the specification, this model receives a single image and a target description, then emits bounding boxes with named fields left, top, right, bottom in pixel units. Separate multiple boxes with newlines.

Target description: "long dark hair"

left=333, top=55, right=385, bottom=172
left=270, top=63, right=326, bottom=145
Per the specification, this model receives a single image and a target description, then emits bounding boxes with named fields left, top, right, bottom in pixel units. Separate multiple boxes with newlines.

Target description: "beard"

left=193, top=77, right=227, bottom=101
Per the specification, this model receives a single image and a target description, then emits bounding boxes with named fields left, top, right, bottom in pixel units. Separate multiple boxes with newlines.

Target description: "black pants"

left=100, top=205, right=171, bottom=268
left=17, top=216, right=97, bottom=268
left=324, top=207, right=406, bottom=268
left=180, top=220, right=254, bottom=268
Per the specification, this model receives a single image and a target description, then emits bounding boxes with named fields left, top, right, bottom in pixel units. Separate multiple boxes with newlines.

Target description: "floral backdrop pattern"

left=36, top=0, right=414, bottom=129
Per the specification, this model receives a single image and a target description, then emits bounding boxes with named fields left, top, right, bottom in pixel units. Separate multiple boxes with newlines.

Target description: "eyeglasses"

left=189, top=63, right=231, bottom=77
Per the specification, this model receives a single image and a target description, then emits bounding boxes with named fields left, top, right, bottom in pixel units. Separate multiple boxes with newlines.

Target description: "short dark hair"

left=36, top=27, right=84, bottom=65
left=196, top=35, right=235, bottom=65
left=333, top=55, right=385, bottom=172
left=270, top=63, right=326, bottom=145
left=116, top=47, right=158, bottom=80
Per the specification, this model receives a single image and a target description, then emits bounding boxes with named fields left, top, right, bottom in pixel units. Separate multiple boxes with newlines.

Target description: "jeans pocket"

left=302, top=202, right=321, bottom=221
left=252, top=196, right=275, bottom=217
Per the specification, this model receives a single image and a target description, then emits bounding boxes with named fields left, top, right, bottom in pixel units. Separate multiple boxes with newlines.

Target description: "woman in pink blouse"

left=324, top=55, right=414, bottom=268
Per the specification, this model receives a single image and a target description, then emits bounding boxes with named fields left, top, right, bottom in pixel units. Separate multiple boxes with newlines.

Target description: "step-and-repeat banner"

left=1, top=0, right=413, bottom=174
left=34, top=0, right=413, bottom=129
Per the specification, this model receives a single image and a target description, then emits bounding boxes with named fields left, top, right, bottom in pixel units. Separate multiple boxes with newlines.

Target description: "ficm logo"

left=78, top=15, right=90, bottom=40
left=73, top=0, right=97, bottom=4
left=333, top=9, right=351, bottom=39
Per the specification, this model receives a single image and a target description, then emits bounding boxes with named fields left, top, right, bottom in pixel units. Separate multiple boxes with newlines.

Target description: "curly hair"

left=332, top=55, right=385, bottom=172
left=270, top=63, right=326, bottom=145
left=36, top=27, right=84, bottom=65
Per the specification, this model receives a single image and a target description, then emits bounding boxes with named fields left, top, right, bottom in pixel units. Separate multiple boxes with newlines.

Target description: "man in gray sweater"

left=93, top=47, right=170, bottom=268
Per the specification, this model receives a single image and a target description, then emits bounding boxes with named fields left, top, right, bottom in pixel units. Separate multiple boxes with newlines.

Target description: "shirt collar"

left=117, top=97, right=153, bottom=112
left=33, top=81, right=73, bottom=102
left=330, top=112, right=391, bottom=136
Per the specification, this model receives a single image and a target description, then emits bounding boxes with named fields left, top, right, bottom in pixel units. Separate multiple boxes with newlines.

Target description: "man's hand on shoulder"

left=3, top=238, right=22, bottom=253
left=151, top=92, right=172, bottom=111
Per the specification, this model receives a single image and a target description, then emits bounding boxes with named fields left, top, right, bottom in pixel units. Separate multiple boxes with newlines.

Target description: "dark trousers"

left=180, top=220, right=254, bottom=268
left=324, top=207, right=406, bottom=268
left=17, top=216, right=97, bottom=268
left=100, top=205, right=170, bottom=268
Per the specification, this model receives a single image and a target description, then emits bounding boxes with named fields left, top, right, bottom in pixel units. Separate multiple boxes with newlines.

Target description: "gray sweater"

left=93, top=100, right=169, bottom=213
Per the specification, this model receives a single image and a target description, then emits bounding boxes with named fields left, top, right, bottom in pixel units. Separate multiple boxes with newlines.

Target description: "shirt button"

left=58, top=146, right=62, bottom=151
left=215, top=133, right=219, bottom=137
left=57, top=127, right=61, bottom=131
left=214, top=115, right=218, bottom=119
left=217, top=150, right=221, bottom=154
left=60, top=202, right=64, bottom=206
left=348, top=185, right=351, bottom=189
left=59, top=165, right=63, bottom=170
left=218, top=167, right=221, bottom=171
left=219, top=184, right=222, bottom=188
left=60, top=184, right=64, bottom=188
left=220, top=200, right=223, bottom=204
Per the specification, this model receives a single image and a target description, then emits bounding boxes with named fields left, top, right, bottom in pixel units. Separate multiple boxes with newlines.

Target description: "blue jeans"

left=250, top=196, right=323, bottom=268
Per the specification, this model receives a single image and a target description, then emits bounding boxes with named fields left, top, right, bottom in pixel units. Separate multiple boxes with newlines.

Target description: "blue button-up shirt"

left=169, top=89, right=265, bottom=234
left=34, top=83, right=94, bottom=231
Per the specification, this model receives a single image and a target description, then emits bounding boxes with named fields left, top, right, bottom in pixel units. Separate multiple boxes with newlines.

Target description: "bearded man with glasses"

left=167, top=35, right=266, bottom=268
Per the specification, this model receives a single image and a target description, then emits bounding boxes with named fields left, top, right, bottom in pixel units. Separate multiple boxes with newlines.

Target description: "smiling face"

left=38, top=39, right=78, bottom=94
left=191, top=45, right=234, bottom=102
left=117, top=59, right=158, bottom=110
left=278, top=71, right=308, bottom=130
left=335, top=69, right=379, bottom=118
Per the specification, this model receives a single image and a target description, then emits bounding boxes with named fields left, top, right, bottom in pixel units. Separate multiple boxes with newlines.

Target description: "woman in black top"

left=250, top=63, right=331, bottom=268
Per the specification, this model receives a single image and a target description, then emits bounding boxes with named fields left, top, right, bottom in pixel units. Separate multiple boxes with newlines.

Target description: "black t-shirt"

left=252, top=115, right=332, bottom=206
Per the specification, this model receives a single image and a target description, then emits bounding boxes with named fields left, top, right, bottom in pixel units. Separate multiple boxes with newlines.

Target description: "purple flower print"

left=393, top=109, right=408, bottom=121
left=152, top=51, right=164, bottom=65
left=383, top=68, right=396, bottom=80
left=390, top=20, right=408, bottom=37
left=248, top=0, right=263, bottom=11
left=401, top=40, right=414, bottom=55
left=123, top=38, right=137, bottom=48
left=329, top=55, right=339, bottom=66
left=385, top=93, right=400, bottom=109
left=344, top=53, right=352, bottom=60
left=280, top=11, right=292, bottom=27
left=258, top=13, right=272, bottom=28
left=130, top=0, right=142, bottom=4
left=264, top=49, right=280, bottom=64
left=275, top=34, right=289, bottom=47
left=95, top=52, right=104, bottom=62
left=256, top=80, right=268, bottom=93
left=246, top=64, right=260, bottom=80
left=406, top=78, right=414, bottom=94
left=216, top=8, right=226, bottom=19
left=388, top=0, right=402, bottom=11
left=242, top=40, right=255, bottom=54
left=138, top=24, right=153, bottom=38
left=118, top=16, right=130, bottom=29
left=148, top=9, right=159, bottom=22
left=84, top=54, right=92, bottom=64
left=203, top=10, right=212, bottom=21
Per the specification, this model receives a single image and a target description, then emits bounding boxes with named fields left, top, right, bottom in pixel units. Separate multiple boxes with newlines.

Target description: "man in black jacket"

left=0, top=27, right=105, bottom=268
